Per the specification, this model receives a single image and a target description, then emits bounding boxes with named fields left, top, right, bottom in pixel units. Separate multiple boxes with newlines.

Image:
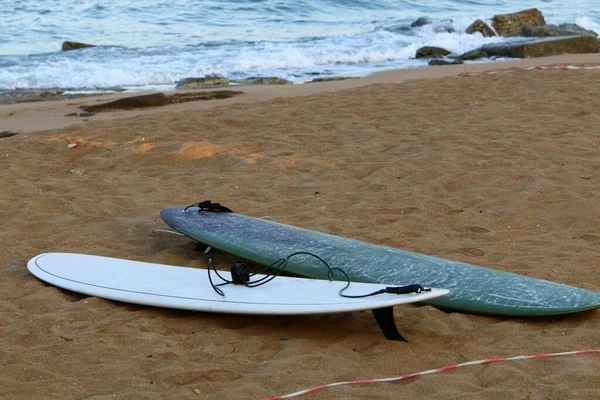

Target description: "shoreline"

left=2, top=53, right=599, bottom=134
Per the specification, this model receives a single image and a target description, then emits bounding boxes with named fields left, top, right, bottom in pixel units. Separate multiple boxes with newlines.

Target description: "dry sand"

left=1, top=54, right=600, bottom=399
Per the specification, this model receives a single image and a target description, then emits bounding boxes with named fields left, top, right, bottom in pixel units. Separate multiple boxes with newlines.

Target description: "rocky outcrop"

left=491, top=8, right=545, bottom=37
left=309, top=77, right=360, bottom=83
left=558, top=24, right=598, bottom=37
left=231, top=77, right=292, bottom=85
left=81, top=93, right=170, bottom=112
left=65, top=112, right=95, bottom=117
left=428, top=59, right=463, bottom=66
left=79, top=91, right=243, bottom=112
left=443, top=9, right=600, bottom=63
left=432, top=21, right=455, bottom=34
left=477, top=35, right=599, bottom=58
left=167, top=91, right=243, bottom=103
left=61, top=41, right=96, bottom=51
left=523, top=24, right=598, bottom=38
left=33, top=89, right=65, bottom=97
left=415, top=46, right=451, bottom=58
left=465, top=19, right=497, bottom=37
left=411, top=17, right=430, bottom=28
left=0, top=131, right=19, bottom=139
left=459, top=49, right=489, bottom=61
left=176, top=76, right=230, bottom=89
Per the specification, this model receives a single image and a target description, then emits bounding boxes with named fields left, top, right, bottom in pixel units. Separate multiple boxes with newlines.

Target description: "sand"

left=1, top=54, right=599, bottom=399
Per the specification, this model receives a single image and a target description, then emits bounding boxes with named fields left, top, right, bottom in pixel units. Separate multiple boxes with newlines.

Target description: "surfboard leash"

left=186, top=201, right=429, bottom=298
left=266, top=349, right=600, bottom=399
left=207, top=251, right=430, bottom=298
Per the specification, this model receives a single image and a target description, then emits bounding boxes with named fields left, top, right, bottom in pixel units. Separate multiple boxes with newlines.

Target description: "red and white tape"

left=267, top=349, right=600, bottom=399
left=459, top=64, right=600, bottom=77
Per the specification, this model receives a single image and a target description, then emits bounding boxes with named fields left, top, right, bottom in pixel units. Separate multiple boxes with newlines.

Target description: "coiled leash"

left=207, top=251, right=430, bottom=300
left=188, top=200, right=431, bottom=341
left=207, top=252, right=430, bottom=342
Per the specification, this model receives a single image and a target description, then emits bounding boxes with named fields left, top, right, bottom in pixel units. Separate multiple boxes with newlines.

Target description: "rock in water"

left=558, top=24, right=598, bottom=37
left=176, top=76, right=230, bottom=89
left=466, top=19, right=497, bottom=37
left=479, top=36, right=599, bottom=58
left=492, top=9, right=545, bottom=37
left=231, top=77, right=292, bottom=85
left=523, top=24, right=599, bottom=38
left=429, top=59, right=463, bottom=66
left=33, top=90, right=65, bottom=97
left=415, top=46, right=451, bottom=58
left=458, top=49, right=489, bottom=61
left=61, top=41, right=96, bottom=51
left=411, top=17, right=430, bottom=28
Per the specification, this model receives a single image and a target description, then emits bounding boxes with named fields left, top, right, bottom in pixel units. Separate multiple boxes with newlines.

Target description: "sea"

left=1, top=0, right=599, bottom=93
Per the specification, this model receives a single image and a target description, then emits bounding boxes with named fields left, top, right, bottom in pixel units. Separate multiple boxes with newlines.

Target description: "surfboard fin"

left=193, top=243, right=212, bottom=254
left=372, top=307, right=406, bottom=342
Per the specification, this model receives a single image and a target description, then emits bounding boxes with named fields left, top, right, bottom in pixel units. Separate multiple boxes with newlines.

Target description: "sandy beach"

left=1, top=54, right=600, bottom=399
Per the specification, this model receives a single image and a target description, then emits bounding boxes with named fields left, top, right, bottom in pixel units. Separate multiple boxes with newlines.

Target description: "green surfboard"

left=160, top=203, right=600, bottom=317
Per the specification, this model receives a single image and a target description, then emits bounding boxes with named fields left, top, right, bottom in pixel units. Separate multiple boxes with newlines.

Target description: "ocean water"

left=0, top=0, right=598, bottom=92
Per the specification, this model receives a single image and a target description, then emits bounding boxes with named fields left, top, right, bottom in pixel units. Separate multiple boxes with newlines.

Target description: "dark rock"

left=0, top=90, right=102, bottom=105
left=79, top=91, right=244, bottom=112
left=492, top=9, right=545, bottom=37
left=466, top=19, right=497, bottom=37
left=176, top=76, right=229, bottom=89
left=308, top=77, right=360, bottom=83
left=231, top=77, right=292, bottom=85
left=434, top=26, right=455, bottom=34
left=479, top=35, right=599, bottom=58
left=80, top=93, right=170, bottom=112
left=0, top=131, right=19, bottom=139
left=416, top=46, right=451, bottom=59
left=388, top=25, right=411, bottom=32
left=522, top=24, right=598, bottom=38
left=523, top=25, right=570, bottom=37
left=428, top=59, right=464, bottom=66
left=167, top=91, right=243, bottom=103
left=433, top=21, right=456, bottom=34
left=458, top=49, right=490, bottom=61
left=411, top=17, right=430, bottom=28
left=34, top=89, right=65, bottom=97
left=65, top=112, right=95, bottom=117
left=62, top=41, right=96, bottom=51
left=558, top=23, right=598, bottom=37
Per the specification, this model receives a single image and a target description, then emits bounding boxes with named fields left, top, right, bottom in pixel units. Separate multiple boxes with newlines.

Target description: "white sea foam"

left=575, top=16, right=600, bottom=32
left=0, top=0, right=598, bottom=91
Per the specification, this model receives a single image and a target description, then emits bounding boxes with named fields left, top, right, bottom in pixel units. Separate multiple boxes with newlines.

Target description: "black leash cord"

left=208, top=251, right=430, bottom=298
left=184, top=202, right=430, bottom=297
left=207, top=259, right=225, bottom=296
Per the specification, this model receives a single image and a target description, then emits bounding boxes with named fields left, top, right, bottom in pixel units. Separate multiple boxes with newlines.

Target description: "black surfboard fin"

left=372, top=307, right=406, bottom=342
left=193, top=243, right=212, bottom=254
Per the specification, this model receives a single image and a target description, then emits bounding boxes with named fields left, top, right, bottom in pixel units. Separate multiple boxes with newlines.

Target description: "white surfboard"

left=28, top=253, right=449, bottom=340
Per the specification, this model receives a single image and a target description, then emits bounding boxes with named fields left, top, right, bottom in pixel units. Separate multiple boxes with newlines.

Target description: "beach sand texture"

left=1, top=60, right=600, bottom=398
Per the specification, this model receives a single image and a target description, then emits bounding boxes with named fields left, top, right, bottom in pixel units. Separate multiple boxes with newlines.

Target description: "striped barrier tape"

left=267, top=349, right=600, bottom=399
left=459, top=64, right=600, bottom=77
